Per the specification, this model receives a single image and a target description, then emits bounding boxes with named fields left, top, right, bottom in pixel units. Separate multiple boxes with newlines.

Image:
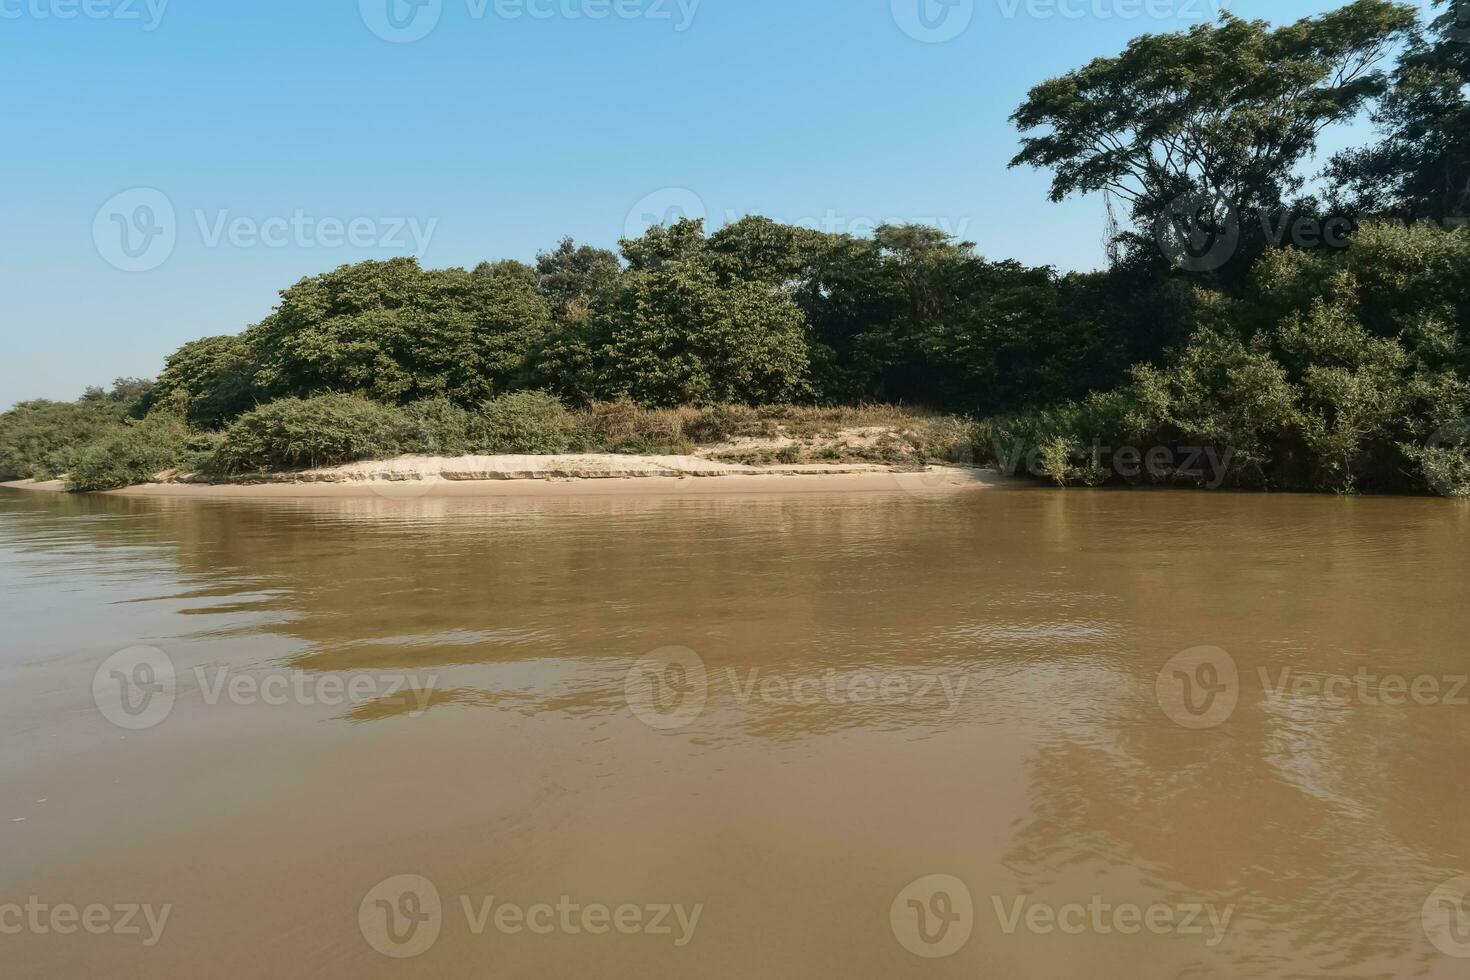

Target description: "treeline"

left=3, top=0, right=1469, bottom=496
left=0, top=219, right=1179, bottom=490
left=140, top=219, right=1168, bottom=425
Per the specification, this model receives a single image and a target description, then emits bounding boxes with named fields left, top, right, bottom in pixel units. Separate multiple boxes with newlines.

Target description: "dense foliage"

left=4, top=1, right=1469, bottom=496
left=1328, top=0, right=1470, bottom=221
left=977, top=222, right=1470, bottom=495
left=0, top=381, right=150, bottom=480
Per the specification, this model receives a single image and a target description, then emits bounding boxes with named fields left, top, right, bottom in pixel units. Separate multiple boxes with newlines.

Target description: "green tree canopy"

left=597, top=257, right=813, bottom=407
left=1328, top=0, right=1470, bottom=221
left=535, top=237, right=621, bottom=325
left=245, top=257, right=552, bottom=408
left=1010, top=1, right=1417, bottom=227
left=148, top=335, right=257, bottom=428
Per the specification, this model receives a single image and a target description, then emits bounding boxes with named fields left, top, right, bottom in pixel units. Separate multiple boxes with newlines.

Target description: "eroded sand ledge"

left=3, top=453, right=1014, bottom=499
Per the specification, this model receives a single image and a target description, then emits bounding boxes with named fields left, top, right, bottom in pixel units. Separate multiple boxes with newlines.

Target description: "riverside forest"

left=5, top=0, right=1469, bottom=497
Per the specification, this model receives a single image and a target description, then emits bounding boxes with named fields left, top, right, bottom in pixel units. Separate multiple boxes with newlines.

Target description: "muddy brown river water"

left=1, top=485, right=1468, bottom=978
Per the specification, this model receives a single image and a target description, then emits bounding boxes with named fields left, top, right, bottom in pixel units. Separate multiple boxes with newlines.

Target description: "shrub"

left=469, top=391, right=575, bottom=454
left=0, top=382, right=145, bottom=480
left=904, top=415, right=976, bottom=465
left=598, top=261, right=813, bottom=407
left=66, top=415, right=191, bottom=491
left=397, top=398, right=475, bottom=456
left=683, top=403, right=766, bottom=442
left=245, top=258, right=553, bottom=407
left=574, top=400, right=692, bottom=454
left=146, top=335, right=258, bottom=428
left=212, top=395, right=407, bottom=473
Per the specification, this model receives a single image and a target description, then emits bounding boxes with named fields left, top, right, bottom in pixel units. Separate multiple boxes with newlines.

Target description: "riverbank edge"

left=1, top=453, right=1014, bottom=499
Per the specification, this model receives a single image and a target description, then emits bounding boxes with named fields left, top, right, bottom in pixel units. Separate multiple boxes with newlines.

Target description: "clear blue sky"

left=0, top=0, right=1433, bottom=402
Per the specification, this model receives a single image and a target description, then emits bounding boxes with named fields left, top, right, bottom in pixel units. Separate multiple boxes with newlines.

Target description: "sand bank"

left=3, top=454, right=1013, bottom=499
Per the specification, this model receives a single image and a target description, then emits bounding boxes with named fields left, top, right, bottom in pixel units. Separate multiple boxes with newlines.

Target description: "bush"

left=66, top=416, right=191, bottom=491
left=573, top=400, right=693, bottom=454
left=398, top=398, right=476, bottom=456
left=598, top=261, right=813, bottom=407
left=683, top=403, right=766, bottom=442
left=469, top=391, right=575, bottom=454
left=145, top=335, right=257, bottom=429
left=903, top=415, right=976, bottom=465
left=0, top=381, right=148, bottom=480
left=212, top=395, right=407, bottom=473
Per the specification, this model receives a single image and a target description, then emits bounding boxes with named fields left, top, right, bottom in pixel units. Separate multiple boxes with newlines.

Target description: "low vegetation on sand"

left=0, top=389, right=973, bottom=492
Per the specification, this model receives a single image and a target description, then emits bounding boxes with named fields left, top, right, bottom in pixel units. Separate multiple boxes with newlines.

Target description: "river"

left=1, top=485, right=1467, bottom=978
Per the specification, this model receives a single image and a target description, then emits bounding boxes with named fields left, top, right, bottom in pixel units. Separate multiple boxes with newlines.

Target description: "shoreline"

left=2, top=453, right=1014, bottom=499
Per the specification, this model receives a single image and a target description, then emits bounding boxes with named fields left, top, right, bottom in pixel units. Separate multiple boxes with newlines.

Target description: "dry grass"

left=680, top=404, right=975, bottom=469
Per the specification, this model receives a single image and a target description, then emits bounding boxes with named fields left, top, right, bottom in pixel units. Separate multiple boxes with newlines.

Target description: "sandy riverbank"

left=2, top=453, right=1013, bottom=499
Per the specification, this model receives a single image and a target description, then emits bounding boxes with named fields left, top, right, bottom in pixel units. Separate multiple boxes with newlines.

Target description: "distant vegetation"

left=4, top=0, right=1469, bottom=496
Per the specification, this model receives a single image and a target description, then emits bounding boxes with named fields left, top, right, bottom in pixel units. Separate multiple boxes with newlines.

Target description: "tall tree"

left=245, top=258, right=552, bottom=407
left=1328, top=0, right=1470, bottom=221
left=1010, top=1, right=1417, bottom=255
